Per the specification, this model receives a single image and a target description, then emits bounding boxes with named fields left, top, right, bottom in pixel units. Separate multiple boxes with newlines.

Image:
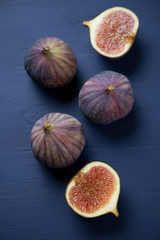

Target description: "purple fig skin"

left=79, top=71, right=134, bottom=124
left=24, top=37, right=77, bottom=88
left=31, top=113, right=85, bottom=168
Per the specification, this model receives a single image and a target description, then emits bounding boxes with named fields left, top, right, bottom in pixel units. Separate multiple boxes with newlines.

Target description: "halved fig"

left=65, top=161, right=120, bottom=218
left=31, top=113, right=85, bottom=168
left=83, top=7, right=139, bottom=58
left=24, top=37, right=77, bottom=87
left=79, top=70, right=134, bottom=124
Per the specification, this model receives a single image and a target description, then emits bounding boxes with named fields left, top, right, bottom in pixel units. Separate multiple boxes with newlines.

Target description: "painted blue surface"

left=0, top=0, right=160, bottom=239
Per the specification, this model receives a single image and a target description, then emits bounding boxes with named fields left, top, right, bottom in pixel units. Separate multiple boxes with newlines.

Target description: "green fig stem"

left=43, top=46, right=50, bottom=54
left=43, top=122, right=53, bottom=130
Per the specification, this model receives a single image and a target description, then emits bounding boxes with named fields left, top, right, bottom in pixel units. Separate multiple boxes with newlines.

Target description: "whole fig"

left=31, top=113, right=85, bottom=168
left=79, top=71, right=134, bottom=124
left=24, top=37, right=77, bottom=87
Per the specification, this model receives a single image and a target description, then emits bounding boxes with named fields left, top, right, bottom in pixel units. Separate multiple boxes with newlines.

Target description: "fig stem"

left=43, top=122, right=53, bottom=130
left=106, top=85, right=115, bottom=91
left=112, top=208, right=119, bottom=217
left=43, top=46, right=50, bottom=54
left=83, top=21, right=90, bottom=27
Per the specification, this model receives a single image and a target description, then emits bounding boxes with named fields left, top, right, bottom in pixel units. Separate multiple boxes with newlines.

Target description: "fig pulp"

left=65, top=161, right=120, bottom=218
left=83, top=7, right=139, bottom=58
left=31, top=113, right=85, bottom=168
left=24, top=37, right=77, bottom=87
left=79, top=70, right=134, bottom=124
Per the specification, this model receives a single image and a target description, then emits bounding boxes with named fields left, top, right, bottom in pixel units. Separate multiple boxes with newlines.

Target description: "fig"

left=24, top=37, right=77, bottom=87
left=31, top=113, right=85, bottom=168
left=79, top=70, right=134, bottom=124
left=83, top=7, right=139, bottom=58
left=65, top=161, right=120, bottom=218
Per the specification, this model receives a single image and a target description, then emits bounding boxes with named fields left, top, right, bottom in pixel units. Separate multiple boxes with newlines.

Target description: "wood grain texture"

left=0, top=0, right=160, bottom=240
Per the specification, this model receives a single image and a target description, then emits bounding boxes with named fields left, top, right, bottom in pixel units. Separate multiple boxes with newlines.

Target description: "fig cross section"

left=83, top=7, right=139, bottom=58
left=65, top=161, right=120, bottom=218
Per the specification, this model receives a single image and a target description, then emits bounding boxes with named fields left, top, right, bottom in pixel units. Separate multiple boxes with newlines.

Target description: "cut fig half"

left=65, top=161, right=120, bottom=218
left=83, top=7, right=139, bottom=58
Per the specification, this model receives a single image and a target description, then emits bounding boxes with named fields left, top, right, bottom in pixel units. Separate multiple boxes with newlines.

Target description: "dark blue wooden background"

left=0, top=0, right=160, bottom=239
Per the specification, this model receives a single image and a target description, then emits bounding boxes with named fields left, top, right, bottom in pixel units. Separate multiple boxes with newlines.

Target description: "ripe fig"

left=83, top=7, right=139, bottom=58
left=65, top=161, right=120, bottom=218
left=31, top=113, right=85, bottom=168
left=79, top=70, right=134, bottom=124
left=24, top=37, right=77, bottom=87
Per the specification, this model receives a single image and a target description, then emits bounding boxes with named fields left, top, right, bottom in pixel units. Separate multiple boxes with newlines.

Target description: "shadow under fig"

left=98, top=39, right=143, bottom=77
left=38, top=148, right=89, bottom=183
left=73, top=189, right=130, bottom=237
left=84, top=103, right=139, bottom=142
left=30, top=71, right=80, bottom=102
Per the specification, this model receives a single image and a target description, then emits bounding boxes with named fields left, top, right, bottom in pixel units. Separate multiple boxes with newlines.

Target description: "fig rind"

left=83, top=7, right=139, bottom=58
left=65, top=161, right=120, bottom=218
left=31, top=113, right=85, bottom=168
left=24, top=37, right=77, bottom=88
left=79, top=70, right=134, bottom=124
